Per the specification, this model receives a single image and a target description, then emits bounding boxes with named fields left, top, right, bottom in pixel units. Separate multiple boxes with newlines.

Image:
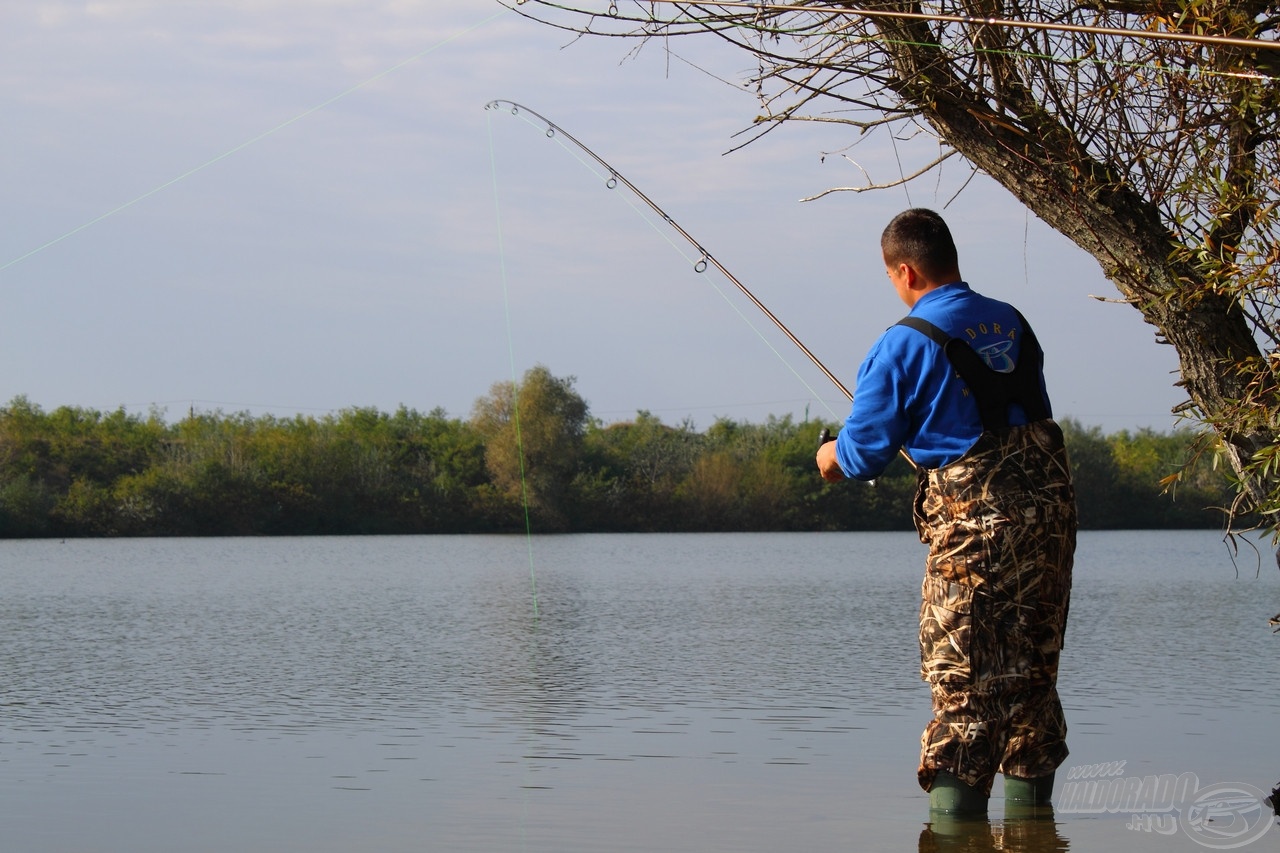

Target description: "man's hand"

left=816, top=438, right=845, bottom=482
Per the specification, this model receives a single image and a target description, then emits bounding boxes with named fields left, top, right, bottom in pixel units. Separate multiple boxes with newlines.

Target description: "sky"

left=1, top=1, right=1188, bottom=434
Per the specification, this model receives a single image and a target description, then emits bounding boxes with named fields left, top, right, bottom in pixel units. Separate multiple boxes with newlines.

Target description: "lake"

left=2, top=531, right=1277, bottom=852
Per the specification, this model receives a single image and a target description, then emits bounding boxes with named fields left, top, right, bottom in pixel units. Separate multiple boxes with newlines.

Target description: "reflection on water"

left=919, top=809, right=1069, bottom=853
left=1, top=531, right=1277, bottom=852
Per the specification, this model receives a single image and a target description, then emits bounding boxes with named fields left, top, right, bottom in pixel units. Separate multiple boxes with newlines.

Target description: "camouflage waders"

left=913, top=419, right=1076, bottom=796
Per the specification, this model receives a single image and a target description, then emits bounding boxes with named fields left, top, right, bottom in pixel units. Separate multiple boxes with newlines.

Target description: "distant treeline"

left=0, top=369, right=1239, bottom=537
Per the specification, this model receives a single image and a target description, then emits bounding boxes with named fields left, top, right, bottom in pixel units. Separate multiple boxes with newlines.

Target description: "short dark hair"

left=881, top=208, right=960, bottom=282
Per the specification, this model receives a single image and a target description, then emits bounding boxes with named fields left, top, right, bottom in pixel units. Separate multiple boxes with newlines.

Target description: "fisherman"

left=816, top=208, right=1077, bottom=814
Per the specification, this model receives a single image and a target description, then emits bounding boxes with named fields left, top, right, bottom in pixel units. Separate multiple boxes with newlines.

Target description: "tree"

left=471, top=365, right=590, bottom=530
left=502, top=1, right=1280, bottom=538
left=1109, top=426, right=1234, bottom=527
left=580, top=411, right=704, bottom=530
left=390, top=406, right=490, bottom=532
left=1059, top=418, right=1125, bottom=528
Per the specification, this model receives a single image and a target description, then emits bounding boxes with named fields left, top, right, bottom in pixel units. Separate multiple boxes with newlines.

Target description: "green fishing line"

left=485, top=110, right=541, bottom=621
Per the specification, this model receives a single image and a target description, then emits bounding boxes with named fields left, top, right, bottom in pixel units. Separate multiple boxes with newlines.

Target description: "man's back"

left=838, top=281, right=1050, bottom=475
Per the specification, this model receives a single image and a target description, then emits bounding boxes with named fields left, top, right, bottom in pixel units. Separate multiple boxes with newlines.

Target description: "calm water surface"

left=2, top=531, right=1277, bottom=852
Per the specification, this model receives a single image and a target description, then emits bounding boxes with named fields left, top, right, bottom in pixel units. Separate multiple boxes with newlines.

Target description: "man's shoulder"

left=935, top=283, right=1016, bottom=310
left=870, top=318, right=952, bottom=368
left=920, top=286, right=1023, bottom=322
left=877, top=318, right=937, bottom=344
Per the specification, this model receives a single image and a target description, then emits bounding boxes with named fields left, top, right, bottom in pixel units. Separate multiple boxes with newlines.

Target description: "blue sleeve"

left=834, top=338, right=912, bottom=480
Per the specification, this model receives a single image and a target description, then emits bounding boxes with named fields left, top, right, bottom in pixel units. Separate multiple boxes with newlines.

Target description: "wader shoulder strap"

left=896, top=312, right=1050, bottom=430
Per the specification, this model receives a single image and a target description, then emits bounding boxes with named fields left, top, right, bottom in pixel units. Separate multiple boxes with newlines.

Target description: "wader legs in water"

left=913, top=421, right=1077, bottom=814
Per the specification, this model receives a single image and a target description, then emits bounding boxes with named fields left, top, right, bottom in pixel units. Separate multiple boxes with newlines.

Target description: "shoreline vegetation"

left=0, top=375, right=1241, bottom=537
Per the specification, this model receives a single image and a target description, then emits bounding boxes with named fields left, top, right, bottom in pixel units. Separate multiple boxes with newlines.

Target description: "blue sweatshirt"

left=834, top=282, right=1051, bottom=479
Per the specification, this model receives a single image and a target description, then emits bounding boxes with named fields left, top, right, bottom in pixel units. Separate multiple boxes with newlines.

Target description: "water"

left=1, top=531, right=1277, bottom=852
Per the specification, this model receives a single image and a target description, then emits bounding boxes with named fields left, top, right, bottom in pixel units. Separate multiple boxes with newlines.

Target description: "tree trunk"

left=879, top=15, right=1274, bottom=505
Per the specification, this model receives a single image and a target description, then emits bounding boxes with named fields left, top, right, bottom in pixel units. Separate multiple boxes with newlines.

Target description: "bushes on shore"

left=0, top=374, right=1236, bottom=537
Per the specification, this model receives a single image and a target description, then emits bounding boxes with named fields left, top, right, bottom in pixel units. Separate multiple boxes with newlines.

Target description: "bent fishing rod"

left=485, top=99, right=910, bottom=465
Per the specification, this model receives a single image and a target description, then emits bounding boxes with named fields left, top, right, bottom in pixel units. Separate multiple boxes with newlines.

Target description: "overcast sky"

left=2, top=1, right=1187, bottom=434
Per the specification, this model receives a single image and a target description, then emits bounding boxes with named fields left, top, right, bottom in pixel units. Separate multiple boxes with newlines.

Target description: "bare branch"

left=799, top=148, right=959, bottom=200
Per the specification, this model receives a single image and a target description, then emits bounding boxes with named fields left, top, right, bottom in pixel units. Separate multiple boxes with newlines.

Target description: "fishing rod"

left=485, top=99, right=913, bottom=468
left=486, top=98, right=851, bottom=405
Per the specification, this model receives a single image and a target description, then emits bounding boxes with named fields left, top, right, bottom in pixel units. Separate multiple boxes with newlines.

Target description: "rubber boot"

left=929, top=770, right=989, bottom=815
left=1003, top=771, right=1055, bottom=805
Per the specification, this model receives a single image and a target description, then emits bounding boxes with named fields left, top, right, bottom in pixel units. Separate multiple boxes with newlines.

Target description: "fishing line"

left=487, top=118, right=547, bottom=848
left=486, top=115, right=542, bottom=620
left=490, top=110, right=550, bottom=853
left=488, top=116, right=550, bottom=843
left=0, top=9, right=511, bottom=273
left=485, top=99, right=850, bottom=421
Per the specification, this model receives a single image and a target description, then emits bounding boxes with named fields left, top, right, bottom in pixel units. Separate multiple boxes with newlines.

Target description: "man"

left=816, top=208, right=1076, bottom=814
